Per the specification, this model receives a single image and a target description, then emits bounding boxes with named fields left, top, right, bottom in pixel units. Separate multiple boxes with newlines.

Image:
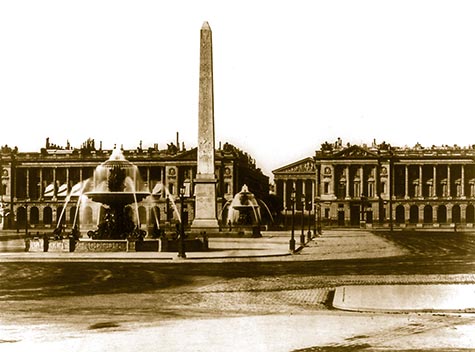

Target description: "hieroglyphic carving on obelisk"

left=191, top=21, right=219, bottom=230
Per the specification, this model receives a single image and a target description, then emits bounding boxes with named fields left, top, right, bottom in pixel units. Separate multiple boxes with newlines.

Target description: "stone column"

left=283, top=180, right=287, bottom=209
left=320, top=165, right=325, bottom=196
left=419, top=165, right=423, bottom=197
left=433, top=165, right=437, bottom=197
left=52, top=168, right=57, bottom=199
left=331, top=165, right=335, bottom=196
left=315, top=166, right=319, bottom=198
left=461, top=204, right=467, bottom=223
left=405, top=165, right=409, bottom=199
left=66, top=168, right=70, bottom=192
left=26, top=169, right=29, bottom=199
left=345, top=166, right=350, bottom=199
left=360, top=166, right=364, bottom=197
left=447, top=165, right=451, bottom=198
left=461, top=165, right=465, bottom=198
left=418, top=205, right=424, bottom=225
left=404, top=204, right=410, bottom=223
left=433, top=204, right=438, bottom=224
left=192, top=21, right=219, bottom=230
left=447, top=204, right=453, bottom=223
left=39, top=168, right=43, bottom=199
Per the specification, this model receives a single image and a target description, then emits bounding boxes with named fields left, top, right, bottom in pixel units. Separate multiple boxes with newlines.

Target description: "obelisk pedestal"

left=191, top=22, right=220, bottom=231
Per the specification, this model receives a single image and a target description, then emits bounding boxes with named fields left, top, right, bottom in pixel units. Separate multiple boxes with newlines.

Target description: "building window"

left=324, top=182, right=330, bottom=194
left=456, top=183, right=462, bottom=197
left=442, top=183, right=447, bottom=197
left=382, top=182, right=387, bottom=195
left=354, top=183, right=360, bottom=198
left=368, top=183, right=374, bottom=198
left=324, top=208, right=330, bottom=219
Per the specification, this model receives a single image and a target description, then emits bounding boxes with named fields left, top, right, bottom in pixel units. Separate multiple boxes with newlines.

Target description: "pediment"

left=273, top=157, right=315, bottom=175
left=333, top=145, right=379, bottom=158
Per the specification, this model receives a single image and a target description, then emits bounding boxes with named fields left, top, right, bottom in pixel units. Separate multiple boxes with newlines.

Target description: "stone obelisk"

left=191, top=21, right=219, bottom=231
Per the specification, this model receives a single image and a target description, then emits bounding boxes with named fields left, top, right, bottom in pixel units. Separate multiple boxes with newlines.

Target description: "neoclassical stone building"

left=274, top=139, right=475, bottom=229
left=0, top=139, right=268, bottom=231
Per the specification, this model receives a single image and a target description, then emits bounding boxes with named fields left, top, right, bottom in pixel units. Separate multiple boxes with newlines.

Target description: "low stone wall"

left=27, top=238, right=46, bottom=252
left=48, top=239, right=71, bottom=252
left=27, top=237, right=71, bottom=252
left=26, top=237, right=209, bottom=253
left=74, top=239, right=127, bottom=252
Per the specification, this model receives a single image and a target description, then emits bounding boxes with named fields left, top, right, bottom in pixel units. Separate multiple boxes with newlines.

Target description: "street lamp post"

left=312, top=202, right=316, bottom=235
left=178, top=186, right=186, bottom=258
left=316, top=200, right=322, bottom=236
left=389, top=149, right=394, bottom=232
left=289, top=188, right=296, bottom=252
left=360, top=195, right=367, bottom=228
left=307, top=200, right=312, bottom=241
left=300, top=196, right=305, bottom=246
left=166, top=194, right=170, bottom=224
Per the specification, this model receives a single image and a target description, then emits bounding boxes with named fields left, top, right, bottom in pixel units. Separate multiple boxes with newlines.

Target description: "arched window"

left=17, top=207, right=27, bottom=227
left=423, top=205, right=432, bottom=224
left=437, top=205, right=447, bottom=224
left=466, top=204, right=475, bottom=223
left=30, top=207, right=39, bottom=225
left=395, top=205, right=405, bottom=224
left=43, top=207, right=53, bottom=225
left=452, top=205, right=461, bottom=224
left=409, top=205, right=419, bottom=224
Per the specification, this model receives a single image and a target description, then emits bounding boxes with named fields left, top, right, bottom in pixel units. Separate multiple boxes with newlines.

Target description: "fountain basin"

left=84, top=191, right=150, bottom=205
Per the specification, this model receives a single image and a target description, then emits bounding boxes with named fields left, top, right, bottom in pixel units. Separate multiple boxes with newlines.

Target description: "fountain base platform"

left=191, top=225, right=262, bottom=238
left=27, top=236, right=209, bottom=253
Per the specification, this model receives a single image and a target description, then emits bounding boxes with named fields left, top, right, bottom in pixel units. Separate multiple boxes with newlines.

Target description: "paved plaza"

left=1, top=228, right=475, bottom=351
left=0, top=228, right=411, bottom=261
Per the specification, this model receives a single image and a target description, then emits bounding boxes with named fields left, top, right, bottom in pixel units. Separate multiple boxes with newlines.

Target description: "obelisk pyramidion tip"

left=202, top=21, right=211, bottom=30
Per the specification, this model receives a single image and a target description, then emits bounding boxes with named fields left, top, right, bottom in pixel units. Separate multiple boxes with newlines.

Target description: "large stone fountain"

left=26, top=147, right=208, bottom=253
left=84, top=148, right=149, bottom=240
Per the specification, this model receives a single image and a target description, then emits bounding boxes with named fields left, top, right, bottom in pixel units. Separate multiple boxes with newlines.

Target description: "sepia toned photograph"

left=1, top=1, right=475, bottom=351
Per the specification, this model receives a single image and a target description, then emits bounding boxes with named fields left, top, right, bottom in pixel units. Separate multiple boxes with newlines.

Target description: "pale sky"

left=1, top=1, right=475, bottom=179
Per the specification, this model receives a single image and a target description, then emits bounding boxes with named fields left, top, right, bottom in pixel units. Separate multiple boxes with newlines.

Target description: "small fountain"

left=222, top=185, right=273, bottom=237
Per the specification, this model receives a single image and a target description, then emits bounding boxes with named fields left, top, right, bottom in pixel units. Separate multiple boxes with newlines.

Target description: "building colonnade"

left=316, top=160, right=475, bottom=227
